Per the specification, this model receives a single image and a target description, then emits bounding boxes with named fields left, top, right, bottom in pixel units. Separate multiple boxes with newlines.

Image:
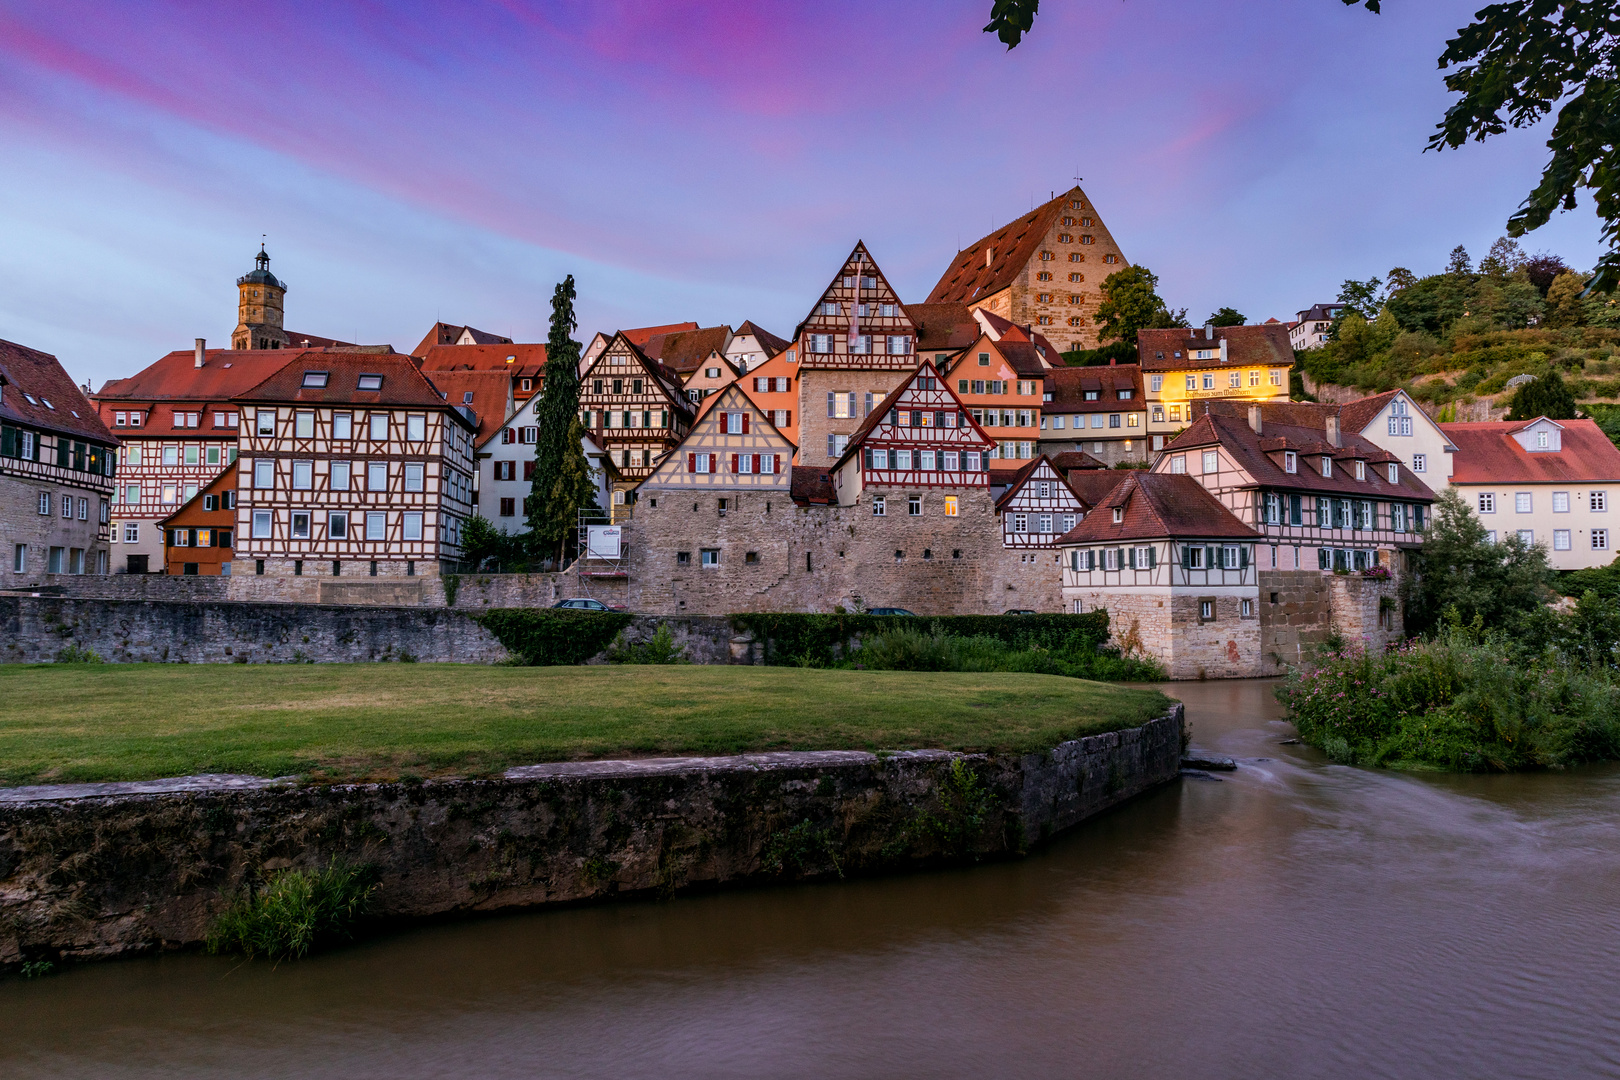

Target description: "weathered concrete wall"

left=0, top=597, right=510, bottom=665
left=0, top=706, right=1183, bottom=967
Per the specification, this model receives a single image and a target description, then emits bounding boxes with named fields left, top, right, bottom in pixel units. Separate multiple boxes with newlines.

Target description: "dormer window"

left=463, top=392, right=474, bottom=404
left=1355, top=460, right=1365, bottom=481
left=1285, top=451, right=1297, bottom=473
left=1112, top=507, right=1124, bottom=524
left=357, top=374, right=384, bottom=390
left=1537, top=430, right=1549, bottom=448
left=1118, top=389, right=1133, bottom=400
left=301, top=371, right=329, bottom=388
left=1388, top=463, right=1399, bottom=483
left=1321, top=456, right=1332, bottom=477
left=1085, top=391, right=1100, bottom=401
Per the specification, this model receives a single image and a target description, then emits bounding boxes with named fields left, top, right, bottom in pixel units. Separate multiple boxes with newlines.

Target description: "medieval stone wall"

left=624, top=487, right=1061, bottom=615
left=795, top=368, right=909, bottom=469
left=1257, top=569, right=1403, bottom=674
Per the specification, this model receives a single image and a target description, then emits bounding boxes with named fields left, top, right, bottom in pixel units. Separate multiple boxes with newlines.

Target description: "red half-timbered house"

left=578, top=331, right=694, bottom=501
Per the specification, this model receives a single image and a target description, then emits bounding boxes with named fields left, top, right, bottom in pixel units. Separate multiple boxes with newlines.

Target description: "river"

left=6, top=678, right=1620, bottom=1079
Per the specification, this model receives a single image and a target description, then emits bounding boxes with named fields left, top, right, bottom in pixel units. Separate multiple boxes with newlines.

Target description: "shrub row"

left=475, top=609, right=633, bottom=665
left=730, top=611, right=1111, bottom=667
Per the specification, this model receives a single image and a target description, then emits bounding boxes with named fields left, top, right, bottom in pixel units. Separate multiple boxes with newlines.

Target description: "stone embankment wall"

left=1258, top=570, right=1401, bottom=674
left=0, top=707, right=1184, bottom=967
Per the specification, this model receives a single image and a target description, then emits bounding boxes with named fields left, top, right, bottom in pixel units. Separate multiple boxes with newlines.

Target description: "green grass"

left=0, top=664, right=1171, bottom=787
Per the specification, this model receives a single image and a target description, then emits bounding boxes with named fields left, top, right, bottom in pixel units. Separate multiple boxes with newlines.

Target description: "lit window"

left=945, top=496, right=959, bottom=517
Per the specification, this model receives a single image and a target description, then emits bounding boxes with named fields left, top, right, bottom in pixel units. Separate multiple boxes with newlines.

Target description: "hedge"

left=475, top=609, right=632, bottom=665
left=729, top=611, right=1111, bottom=666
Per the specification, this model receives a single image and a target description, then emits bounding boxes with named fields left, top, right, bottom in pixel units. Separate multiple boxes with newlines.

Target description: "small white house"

left=478, top=393, right=617, bottom=534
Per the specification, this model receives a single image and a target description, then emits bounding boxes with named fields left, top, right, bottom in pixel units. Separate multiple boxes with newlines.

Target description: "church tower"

left=232, top=246, right=289, bottom=350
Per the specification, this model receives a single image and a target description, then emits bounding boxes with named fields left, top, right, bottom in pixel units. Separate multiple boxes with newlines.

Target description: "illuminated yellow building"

left=1137, top=324, right=1295, bottom=454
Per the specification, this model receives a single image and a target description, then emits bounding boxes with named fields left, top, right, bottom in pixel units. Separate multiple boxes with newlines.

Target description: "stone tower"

left=232, top=246, right=289, bottom=350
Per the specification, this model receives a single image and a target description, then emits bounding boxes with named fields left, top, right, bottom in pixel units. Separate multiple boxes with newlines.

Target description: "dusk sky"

left=0, top=0, right=1605, bottom=388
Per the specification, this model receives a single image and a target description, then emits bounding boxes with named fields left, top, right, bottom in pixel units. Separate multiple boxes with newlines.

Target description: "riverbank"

left=0, top=665, right=1169, bottom=787
left=0, top=705, right=1183, bottom=970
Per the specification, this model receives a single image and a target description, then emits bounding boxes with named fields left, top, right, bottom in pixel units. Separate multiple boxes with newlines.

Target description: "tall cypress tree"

left=525, top=276, right=595, bottom=567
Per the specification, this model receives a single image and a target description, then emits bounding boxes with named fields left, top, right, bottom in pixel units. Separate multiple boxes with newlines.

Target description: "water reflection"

left=7, top=680, right=1620, bottom=1079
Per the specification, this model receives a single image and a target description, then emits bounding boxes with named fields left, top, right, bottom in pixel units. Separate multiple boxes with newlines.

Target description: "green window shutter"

left=1180, top=545, right=1190, bottom=569
left=1206, top=544, right=1217, bottom=568
left=1240, top=546, right=1249, bottom=569
left=1128, top=547, right=1137, bottom=569
left=0, top=426, right=14, bottom=458
left=1147, top=546, right=1156, bottom=568
left=56, top=438, right=68, bottom=467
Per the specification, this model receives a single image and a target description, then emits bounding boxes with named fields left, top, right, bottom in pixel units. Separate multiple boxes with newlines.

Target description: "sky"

left=0, top=0, right=1606, bottom=389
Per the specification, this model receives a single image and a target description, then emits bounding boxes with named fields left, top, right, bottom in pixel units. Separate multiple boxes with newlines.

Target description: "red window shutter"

left=523, top=461, right=534, bottom=480
left=741, top=413, right=750, bottom=434
left=785, top=410, right=792, bottom=426
left=772, top=454, right=780, bottom=474
left=688, top=452, right=696, bottom=473
left=730, top=453, right=739, bottom=473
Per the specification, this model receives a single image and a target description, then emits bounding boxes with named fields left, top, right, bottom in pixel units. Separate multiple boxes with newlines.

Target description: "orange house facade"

left=160, top=466, right=238, bottom=575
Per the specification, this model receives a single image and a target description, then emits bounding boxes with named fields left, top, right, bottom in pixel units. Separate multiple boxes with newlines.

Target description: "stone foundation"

left=0, top=707, right=1184, bottom=968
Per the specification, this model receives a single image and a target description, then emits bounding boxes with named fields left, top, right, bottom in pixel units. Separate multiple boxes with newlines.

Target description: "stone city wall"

left=0, top=706, right=1184, bottom=968
left=1257, top=569, right=1402, bottom=674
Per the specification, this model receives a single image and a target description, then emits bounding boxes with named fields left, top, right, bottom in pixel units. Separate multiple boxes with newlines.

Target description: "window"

left=292, top=410, right=315, bottom=438
left=252, top=511, right=272, bottom=538
left=366, top=511, right=386, bottom=540
left=1014, top=513, right=1028, bottom=533
left=1387, top=463, right=1399, bottom=484
left=256, top=409, right=276, bottom=435
left=700, top=549, right=720, bottom=568
left=407, top=414, right=426, bottom=441
left=162, top=484, right=177, bottom=504
left=1479, top=493, right=1496, bottom=513
left=291, top=511, right=311, bottom=540
left=1321, top=456, right=1332, bottom=478
left=47, top=547, right=63, bottom=574
left=124, top=523, right=139, bottom=543
left=1039, top=514, right=1054, bottom=534
left=1200, top=599, right=1214, bottom=621
left=1595, top=529, right=1610, bottom=550
left=207, top=446, right=221, bottom=466
left=368, top=462, right=387, bottom=491
left=1171, top=454, right=1186, bottom=474
left=1538, top=430, right=1550, bottom=449
left=330, top=461, right=351, bottom=491
left=12, top=543, right=23, bottom=572
left=908, top=495, right=922, bottom=516
left=872, top=495, right=886, bottom=517
left=1201, top=373, right=1216, bottom=390
left=871, top=448, right=888, bottom=470
left=403, top=512, right=423, bottom=541
left=1391, top=503, right=1407, bottom=533
left=1553, top=491, right=1570, bottom=513
left=328, top=511, right=348, bottom=539
left=1555, top=529, right=1572, bottom=550
left=1202, top=450, right=1218, bottom=474
left=253, top=459, right=274, bottom=488
left=369, top=413, right=389, bottom=440
left=404, top=464, right=424, bottom=492
left=333, top=413, right=352, bottom=440
left=292, top=460, right=313, bottom=489
left=357, top=374, right=384, bottom=391
left=945, top=496, right=959, bottom=517
left=1593, top=491, right=1609, bottom=512
left=1228, top=372, right=1241, bottom=389
left=1515, top=492, right=1532, bottom=513
left=162, top=445, right=178, bottom=466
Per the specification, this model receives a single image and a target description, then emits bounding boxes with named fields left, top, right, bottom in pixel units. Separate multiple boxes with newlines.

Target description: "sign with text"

left=586, top=525, right=621, bottom=559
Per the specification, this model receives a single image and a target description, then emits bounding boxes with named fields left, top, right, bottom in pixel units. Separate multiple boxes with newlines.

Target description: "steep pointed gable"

left=993, top=455, right=1088, bottom=512
left=581, top=331, right=689, bottom=412
left=794, top=242, right=917, bottom=371
left=640, top=382, right=793, bottom=489
left=833, top=358, right=996, bottom=486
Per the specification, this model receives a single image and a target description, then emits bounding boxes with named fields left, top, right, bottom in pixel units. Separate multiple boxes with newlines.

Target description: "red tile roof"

left=1166, top=412, right=1432, bottom=500
left=410, top=323, right=512, bottom=357
left=1044, top=363, right=1144, bottom=413
left=974, top=309, right=1064, bottom=360
left=790, top=465, right=835, bottom=505
left=925, top=189, right=1079, bottom=306
left=94, top=348, right=318, bottom=436
left=1058, top=473, right=1260, bottom=543
left=1064, top=468, right=1132, bottom=507
left=624, top=322, right=698, bottom=348
left=1138, top=324, right=1293, bottom=371
left=1442, top=419, right=1620, bottom=484
left=235, top=354, right=469, bottom=425
left=734, top=321, right=790, bottom=355
left=990, top=455, right=1088, bottom=511
left=1050, top=450, right=1110, bottom=473
left=641, top=325, right=734, bottom=376
left=1337, top=390, right=1401, bottom=435
left=903, top=302, right=980, bottom=353
left=0, top=338, right=117, bottom=445
left=416, top=343, right=547, bottom=377
left=420, top=369, right=514, bottom=445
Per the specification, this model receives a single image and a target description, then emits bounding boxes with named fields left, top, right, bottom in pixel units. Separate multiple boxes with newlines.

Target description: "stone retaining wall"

left=0, top=706, right=1184, bottom=967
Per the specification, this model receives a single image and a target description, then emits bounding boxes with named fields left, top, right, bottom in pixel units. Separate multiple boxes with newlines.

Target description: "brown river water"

left=6, top=678, right=1620, bottom=1079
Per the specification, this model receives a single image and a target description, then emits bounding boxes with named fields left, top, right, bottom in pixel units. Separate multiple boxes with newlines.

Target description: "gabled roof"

left=1337, top=390, right=1401, bottom=435
left=1441, top=418, right=1620, bottom=484
left=421, top=369, right=514, bottom=445
left=830, top=358, right=995, bottom=472
left=641, top=325, right=734, bottom=376
left=1050, top=450, right=1110, bottom=473
left=790, top=465, right=836, bottom=505
left=1138, top=324, right=1293, bottom=371
left=926, top=186, right=1099, bottom=306
left=624, top=322, right=699, bottom=348
left=160, top=463, right=236, bottom=528
left=990, top=455, right=1086, bottom=511
left=1296, top=304, right=1346, bottom=323
left=733, top=321, right=790, bottom=355
left=416, top=343, right=548, bottom=378
left=791, top=241, right=917, bottom=354
left=0, top=338, right=118, bottom=445
left=1165, top=411, right=1433, bottom=500
left=1044, top=363, right=1144, bottom=412
left=1058, top=472, right=1259, bottom=544
left=411, top=323, right=512, bottom=357
left=1064, top=468, right=1130, bottom=507
left=94, top=348, right=314, bottom=410
left=974, top=309, right=1064, bottom=361
left=582, top=332, right=694, bottom=418
left=903, top=302, right=980, bottom=353
left=945, top=333, right=1050, bottom=381
left=235, top=354, right=470, bottom=428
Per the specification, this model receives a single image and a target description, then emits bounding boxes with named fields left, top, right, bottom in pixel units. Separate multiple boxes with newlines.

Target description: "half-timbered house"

left=639, top=382, right=795, bottom=506
left=795, top=243, right=918, bottom=467
left=640, top=325, right=737, bottom=404
left=0, top=338, right=119, bottom=582
left=1138, top=324, right=1293, bottom=452
left=828, top=358, right=997, bottom=511
left=231, top=354, right=477, bottom=578
left=1158, top=401, right=1435, bottom=575
left=578, top=331, right=694, bottom=501
left=159, top=465, right=237, bottom=576
left=1059, top=471, right=1263, bottom=678
left=990, top=456, right=1089, bottom=549
left=702, top=346, right=800, bottom=449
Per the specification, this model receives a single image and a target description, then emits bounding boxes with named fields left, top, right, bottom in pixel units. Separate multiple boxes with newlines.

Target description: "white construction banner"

left=586, top=525, right=622, bottom=559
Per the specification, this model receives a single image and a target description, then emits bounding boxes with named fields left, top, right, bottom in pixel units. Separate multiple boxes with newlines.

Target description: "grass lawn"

left=0, top=664, right=1171, bottom=787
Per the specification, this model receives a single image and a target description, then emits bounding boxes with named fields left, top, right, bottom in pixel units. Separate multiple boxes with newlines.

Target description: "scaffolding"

left=575, top=508, right=627, bottom=600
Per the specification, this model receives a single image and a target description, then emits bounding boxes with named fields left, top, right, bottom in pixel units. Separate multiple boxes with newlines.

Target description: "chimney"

left=1248, top=405, right=1262, bottom=434
left=194, top=338, right=205, bottom=368
left=1204, top=323, right=1214, bottom=341
left=1326, top=414, right=1340, bottom=447
left=986, top=247, right=994, bottom=268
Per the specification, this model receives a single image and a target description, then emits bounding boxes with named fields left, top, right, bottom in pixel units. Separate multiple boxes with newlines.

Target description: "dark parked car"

left=866, top=607, right=917, bottom=616
left=552, top=598, right=627, bottom=612
left=1003, top=609, right=1037, bottom=616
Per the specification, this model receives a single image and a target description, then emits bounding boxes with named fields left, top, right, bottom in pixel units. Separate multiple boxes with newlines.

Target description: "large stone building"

left=924, top=185, right=1129, bottom=353
left=0, top=338, right=119, bottom=583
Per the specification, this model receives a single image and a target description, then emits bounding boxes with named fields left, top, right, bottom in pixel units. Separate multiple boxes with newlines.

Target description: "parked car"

left=1002, top=609, right=1037, bottom=616
left=552, top=598, right=627, bottom=612
left=866, top=607, right=917, bottom=616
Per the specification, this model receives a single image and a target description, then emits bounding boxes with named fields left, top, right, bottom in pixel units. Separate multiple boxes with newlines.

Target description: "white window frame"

left=404, top=463, right=425, bottom=492
left=251, top=510, right=272, bottom=538
left=368, top=462, right=388, bottom=491
left=403, top=512, right=423, bottom=541
left=369, top=413, right=389, bottom=441
left=252, top=459, right=274, bottom=488
left=256, top=409, right=276, bottom=436
left=292, top=460, right=313, bottom=490
left=366, top=511, right=386, bottom=541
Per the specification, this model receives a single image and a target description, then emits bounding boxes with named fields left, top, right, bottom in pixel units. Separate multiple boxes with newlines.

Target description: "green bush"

left=848, top=624, right=1164, bottom=682
left=206, top=861, right=379, bottom=961
left=1276, top=632, right=1620, bottom=771
left=476, top=609, right=633, bottom=665
left=605, top=622, right=689, bottom=664
left=733, top=611, right=1111, bottom=667
left=54, top=644, right=103, bottom=664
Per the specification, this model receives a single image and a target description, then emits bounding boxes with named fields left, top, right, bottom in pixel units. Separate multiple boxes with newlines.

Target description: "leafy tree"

left=1523, top=252, right=1572, bottom=294
left=1385, top=266, right=1419, bottom=294
left=526, top=276, right=593, bottom=566
left=1405, top=487, right=1554, bottom=637
left=1094, top=264, right=1185, bottom=345
left=1205, top=306, right=1246, bottom=327
left=1060, top=339, right=1138, bottom=366
left=1335, top=276, right=1384, bottom=321
left=1506, top=368, right=1578, bottom=420
left=1479, top=236, right=1528, bottom=277
left=1546, top=270, right=1589, bottom=326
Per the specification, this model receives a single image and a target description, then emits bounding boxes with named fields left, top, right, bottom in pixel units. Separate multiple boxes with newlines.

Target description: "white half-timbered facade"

left=232, top=355, right=477, bottom=577
left=829, top=359, right=996, bottom=508
left=639, top=384, right=795, bottom=498
left=578, top=332, right=694, bottom=495
left=991, top=456, right=1089, bottom=548
left=479, top=389, right=617, bottom=535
